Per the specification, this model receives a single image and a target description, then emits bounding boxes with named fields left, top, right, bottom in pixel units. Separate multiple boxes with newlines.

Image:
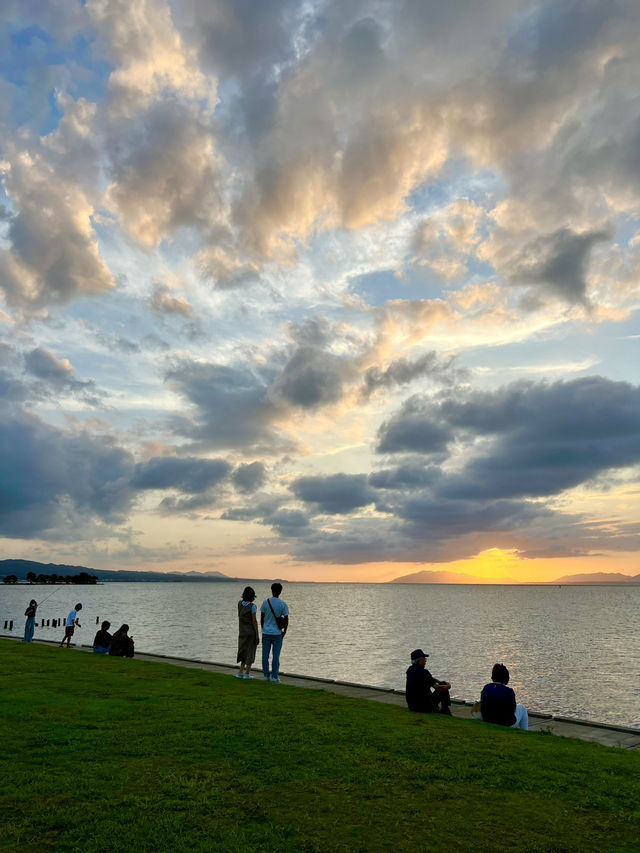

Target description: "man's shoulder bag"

left=267, top=598, right=286, bottom=632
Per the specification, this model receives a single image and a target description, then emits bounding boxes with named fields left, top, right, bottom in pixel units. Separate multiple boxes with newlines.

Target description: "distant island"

left=0, top=559, right=285, bottom=584
left=388, top=569, right=640, bottom=585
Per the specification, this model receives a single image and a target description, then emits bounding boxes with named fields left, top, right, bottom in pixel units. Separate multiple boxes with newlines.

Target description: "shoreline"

left=4, top=635, right=639, bottom=747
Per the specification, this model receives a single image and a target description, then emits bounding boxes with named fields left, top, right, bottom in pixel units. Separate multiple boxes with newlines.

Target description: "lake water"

left=2, top=581, right=639, bottom=729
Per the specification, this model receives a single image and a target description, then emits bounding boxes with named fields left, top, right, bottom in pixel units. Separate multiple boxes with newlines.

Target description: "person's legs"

left=24, top=617, right=35, bottom=643
left=432, top=689, right=452, bottom=714
left=270, top=634, right=284, bottom=681
left=262, top=634, right=274, bottom=678
left=512, top=704, right=529, bottom=730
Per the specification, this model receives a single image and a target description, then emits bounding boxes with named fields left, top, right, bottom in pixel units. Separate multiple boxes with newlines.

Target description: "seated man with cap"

left=405, top=648, right=452, bottom=714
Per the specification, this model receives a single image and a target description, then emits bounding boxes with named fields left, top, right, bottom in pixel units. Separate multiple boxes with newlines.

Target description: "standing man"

left=260, top=583, right=289, bottom=683
left=59, top=603, right=82, bottom=647
left=405, top=648, right=452, bottom=714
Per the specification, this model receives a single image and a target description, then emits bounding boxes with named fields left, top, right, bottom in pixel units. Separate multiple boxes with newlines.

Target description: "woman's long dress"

left=237, top=601, right=258, bottom=664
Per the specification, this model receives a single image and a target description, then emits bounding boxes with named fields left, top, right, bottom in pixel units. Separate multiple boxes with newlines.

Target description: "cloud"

left=165, top=360, right=285, bottom=452
left=269, top=345, right=348, bottom=409
left=148, top=282, right=192, bottom=316
left=378, top=376, right=640, bottom=500
left=506, top=227, right=612, bottom=305
left=376, top=397, right=451, bottom=456
left=0, top=402, right=135, bottom=539
left=105, top=100, right=222, bottom=247
left=132, top=456, right=231, bottom=493
left=24, top=347, right=104, bottom=405
left=0, top=150, right=116, bottom=309
left=268, top=507, right=310, bottom=538
left=232, top=461, right=266, bottom=493
left=87, top=0, right=213, bottom=112
left=362, top=352, right=466, bottom=399
left=291, top=473, right=376, bottom=515
left=369, top=463, right=441, bottom=490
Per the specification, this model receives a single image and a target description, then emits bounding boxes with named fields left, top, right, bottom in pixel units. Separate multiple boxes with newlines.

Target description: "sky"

left=0, top=0, right=639, bottom=583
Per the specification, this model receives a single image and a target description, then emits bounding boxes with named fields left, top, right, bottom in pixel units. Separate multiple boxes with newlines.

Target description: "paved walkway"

left=12, top=637, right=638, bottom=751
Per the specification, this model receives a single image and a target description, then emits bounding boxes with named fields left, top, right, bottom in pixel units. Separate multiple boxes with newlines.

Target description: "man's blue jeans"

left=24, top=617, right=35, bottom=643
left=262, top=633, right=283, bottom=679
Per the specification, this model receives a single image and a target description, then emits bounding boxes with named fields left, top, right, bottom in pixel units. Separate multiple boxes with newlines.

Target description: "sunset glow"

left=1, top=1, right=639, bottom=583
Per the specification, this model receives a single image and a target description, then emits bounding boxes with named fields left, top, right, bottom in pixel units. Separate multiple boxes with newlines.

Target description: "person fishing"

left=23, top=599, right=37, bottom=643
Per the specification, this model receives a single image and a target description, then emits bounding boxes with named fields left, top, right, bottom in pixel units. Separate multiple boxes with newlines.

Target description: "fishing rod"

left=35, top=585, right=64, bottom=607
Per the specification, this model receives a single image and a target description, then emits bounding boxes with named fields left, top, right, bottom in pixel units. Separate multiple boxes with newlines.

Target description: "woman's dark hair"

left=242, top=586, right=256, bottom=602
left=491, top=663, right=510, bottom=684
left=75, top=603, right=83, bottom=610
left=118, top=624, right=129, bottom=634
left=271, top=582, right=283, bottom=596
left=29, top=599, right=37, bottom=607
left=101, top=621, right=111, bottom=631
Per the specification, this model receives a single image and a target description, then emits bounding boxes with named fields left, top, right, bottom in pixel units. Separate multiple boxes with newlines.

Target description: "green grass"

left=1, top=641, right=639, bottom=853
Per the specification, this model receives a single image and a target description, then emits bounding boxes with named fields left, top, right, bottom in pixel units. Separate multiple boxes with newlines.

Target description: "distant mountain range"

left=0, top=559, right=284, bottom=584
left=389, top=569, right=640, bottom=584
left=2, top=559, right=638, bottom=586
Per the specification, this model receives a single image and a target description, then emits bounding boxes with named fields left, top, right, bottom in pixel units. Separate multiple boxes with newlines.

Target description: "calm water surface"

left=2, top=582, right=639, bottom=729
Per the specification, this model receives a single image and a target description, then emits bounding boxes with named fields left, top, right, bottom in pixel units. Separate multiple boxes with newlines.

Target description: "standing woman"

left=236, top=586, right=259, bottom=679
left=24, top=600, right=37, bottom=643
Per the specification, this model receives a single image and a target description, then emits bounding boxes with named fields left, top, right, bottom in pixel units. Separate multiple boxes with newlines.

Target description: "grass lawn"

left=1, top=641, right=639, bottom=852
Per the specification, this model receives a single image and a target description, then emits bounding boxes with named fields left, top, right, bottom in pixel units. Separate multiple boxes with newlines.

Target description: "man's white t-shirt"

left=260, top=597, right=289, bottom=635
left=66, top=609, right=77, bottom=627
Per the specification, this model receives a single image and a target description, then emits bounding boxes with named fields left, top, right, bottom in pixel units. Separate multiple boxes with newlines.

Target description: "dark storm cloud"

left=291, top=473, right=376, bottom=515
left=0, top=402, right=134, bottom=539
left=507, top=227, right=612, bottom=304
left=232, top=461, right=266, bottom=493
left=132, top=456, right=231, bottom=493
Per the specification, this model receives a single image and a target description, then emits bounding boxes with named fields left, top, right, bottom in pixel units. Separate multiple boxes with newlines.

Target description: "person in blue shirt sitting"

left=480, top=663, right=528, bottom=730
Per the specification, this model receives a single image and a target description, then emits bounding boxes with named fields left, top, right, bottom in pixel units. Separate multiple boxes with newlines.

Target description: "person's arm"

left=281, top=614, right=289, bottom=637
left=260, top=611, right=265, bottom=628
left=252, top=612, right=260, bottom=643
left=434, top=679, right=451, bottom=691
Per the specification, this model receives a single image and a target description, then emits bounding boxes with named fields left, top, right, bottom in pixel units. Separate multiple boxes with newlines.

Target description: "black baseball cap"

left=410, top=648, right=429, bottom=660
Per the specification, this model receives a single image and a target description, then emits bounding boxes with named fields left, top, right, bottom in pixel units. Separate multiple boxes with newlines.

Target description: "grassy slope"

left=1, top=641, right=638, bottom=853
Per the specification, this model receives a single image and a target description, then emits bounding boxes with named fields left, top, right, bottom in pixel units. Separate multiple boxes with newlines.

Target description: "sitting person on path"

left=24, top=599, right=37, bottom=643
left=109, top=624, right=135, bottom=658
left=59, top=603, right=82, bottom=647
left=260, top=582, right=289, bottom=683
left=405, top=648, right=452, bottom=714
left=480, top=663, right=528, bottom=730
left=93, top=621, right=112, bottom=654
left=236, top=586, right=260, bottom=679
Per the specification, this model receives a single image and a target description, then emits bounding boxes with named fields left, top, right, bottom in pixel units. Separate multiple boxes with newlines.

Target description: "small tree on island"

left=3, top=575, right=18, bottom=584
